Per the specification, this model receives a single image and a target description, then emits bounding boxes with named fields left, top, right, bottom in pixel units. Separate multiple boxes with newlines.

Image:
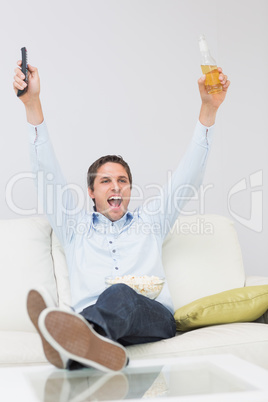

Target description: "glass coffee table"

left=1, top=354, right=268, bottom=401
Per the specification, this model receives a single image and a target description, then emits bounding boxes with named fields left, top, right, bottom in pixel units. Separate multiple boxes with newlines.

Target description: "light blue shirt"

left=29, top=121, right=214, bottom=314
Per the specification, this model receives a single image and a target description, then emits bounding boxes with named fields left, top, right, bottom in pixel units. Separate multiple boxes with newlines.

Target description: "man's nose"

left=111, top=180, right=120, bottom=192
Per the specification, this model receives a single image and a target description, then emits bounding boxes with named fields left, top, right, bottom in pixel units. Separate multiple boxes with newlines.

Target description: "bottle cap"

left=199, top=34, right=209, bottom=52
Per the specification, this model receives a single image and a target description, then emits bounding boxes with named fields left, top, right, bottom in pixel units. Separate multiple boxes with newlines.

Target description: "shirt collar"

left=92, top=210, right=133, bottom=233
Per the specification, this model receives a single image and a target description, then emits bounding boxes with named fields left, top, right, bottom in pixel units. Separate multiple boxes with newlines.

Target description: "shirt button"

left=109, top=241, right=113, bottom=244
left=115, top=267, right=119, bottom=270
left=112, top=249, right=116, bottom=253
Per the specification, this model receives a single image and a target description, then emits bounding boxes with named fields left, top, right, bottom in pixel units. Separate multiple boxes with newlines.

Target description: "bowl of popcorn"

left=105, top=275, right=165, bottom=300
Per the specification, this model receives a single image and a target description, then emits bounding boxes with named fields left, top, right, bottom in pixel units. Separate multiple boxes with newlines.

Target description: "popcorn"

left=105, top=275, right=164, bottom=299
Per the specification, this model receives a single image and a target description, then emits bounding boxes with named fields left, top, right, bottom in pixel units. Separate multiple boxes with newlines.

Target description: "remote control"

left=17, top=47, right=28, bottom=97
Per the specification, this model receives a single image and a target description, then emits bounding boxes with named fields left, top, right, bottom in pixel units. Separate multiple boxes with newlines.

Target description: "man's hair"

left=87, top=155, right=132, bottom=191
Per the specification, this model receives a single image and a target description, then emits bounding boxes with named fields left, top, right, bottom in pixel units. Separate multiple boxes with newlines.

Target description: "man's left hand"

left=198, top=67, right=230, bottom=126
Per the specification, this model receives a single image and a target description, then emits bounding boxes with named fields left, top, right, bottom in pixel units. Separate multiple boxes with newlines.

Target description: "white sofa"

left=0, top=214, right=267, bottom=369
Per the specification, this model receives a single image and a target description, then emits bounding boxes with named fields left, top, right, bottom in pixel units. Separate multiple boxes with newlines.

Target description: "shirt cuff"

left=192, top=120, right=214, bottom=148
left=28, top=120, right=49, bottom=145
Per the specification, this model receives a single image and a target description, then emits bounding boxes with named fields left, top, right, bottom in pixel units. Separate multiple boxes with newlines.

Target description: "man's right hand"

left=13, top=61, right=40, bottom=105
left=13, top=60, right=44, bottom=125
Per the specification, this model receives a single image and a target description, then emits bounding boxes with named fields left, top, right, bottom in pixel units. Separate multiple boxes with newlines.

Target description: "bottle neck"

left=200, top=50, right=216, bottom=66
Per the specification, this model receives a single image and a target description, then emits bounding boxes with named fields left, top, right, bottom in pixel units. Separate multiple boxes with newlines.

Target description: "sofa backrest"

left=162, top=214, right=245, bottom=310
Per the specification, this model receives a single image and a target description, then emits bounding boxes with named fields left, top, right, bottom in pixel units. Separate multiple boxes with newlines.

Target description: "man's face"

left=88, top=162, right=131, bottom=221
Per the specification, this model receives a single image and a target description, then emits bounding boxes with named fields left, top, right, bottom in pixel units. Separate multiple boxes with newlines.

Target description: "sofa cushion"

left=162, top=215, right=245, bottom=310
left=174, top=285, right=268, bottom=331
left=126, top=322, right=268, bottom=369
left=0, top=331, right=47, bottom=365
left=0, top=217, right=58, bottom=332
left=2, top=322, right=268, bottom=367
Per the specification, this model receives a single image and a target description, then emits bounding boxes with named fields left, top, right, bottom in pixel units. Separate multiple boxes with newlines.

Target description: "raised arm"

left=13, top=61, right=83, bottom=245
left=142, top=68, right=230, bottom=239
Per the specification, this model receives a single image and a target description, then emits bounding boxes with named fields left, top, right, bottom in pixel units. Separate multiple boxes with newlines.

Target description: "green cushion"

left=174, top=285, right=268, bottom=331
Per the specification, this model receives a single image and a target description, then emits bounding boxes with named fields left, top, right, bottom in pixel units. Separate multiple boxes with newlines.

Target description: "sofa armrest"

left=245, top=275, right=268, bottom=286
left=245, top=276, right=268, bottom=324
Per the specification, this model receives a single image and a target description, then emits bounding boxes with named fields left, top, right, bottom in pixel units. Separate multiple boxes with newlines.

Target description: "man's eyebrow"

left=97, top=176, right=111, bottom=181
left=98, top=175, right=129, bottom=180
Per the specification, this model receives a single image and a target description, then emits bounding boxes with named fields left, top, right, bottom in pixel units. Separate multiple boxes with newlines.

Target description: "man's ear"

left=88, top=187, right=94, bottom=199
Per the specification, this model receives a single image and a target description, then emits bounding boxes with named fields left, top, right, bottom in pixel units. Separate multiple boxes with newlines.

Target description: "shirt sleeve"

left=140, top=120, right=214, bottom=240
left=29, top=120, right=84, bottom=245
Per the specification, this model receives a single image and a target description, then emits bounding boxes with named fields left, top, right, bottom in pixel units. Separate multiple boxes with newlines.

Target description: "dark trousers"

left=79, top=283, right=176, bottom=346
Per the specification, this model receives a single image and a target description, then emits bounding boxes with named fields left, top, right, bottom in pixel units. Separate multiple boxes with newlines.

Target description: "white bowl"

left=105, top=275, right=165, bottom=300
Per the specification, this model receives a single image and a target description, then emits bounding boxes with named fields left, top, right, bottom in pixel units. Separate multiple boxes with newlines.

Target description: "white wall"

left=1, top=0, right=267, bottom=276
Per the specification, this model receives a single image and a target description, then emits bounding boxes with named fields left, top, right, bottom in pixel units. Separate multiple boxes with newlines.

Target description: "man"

left=13, top=60, right=230, bottom=372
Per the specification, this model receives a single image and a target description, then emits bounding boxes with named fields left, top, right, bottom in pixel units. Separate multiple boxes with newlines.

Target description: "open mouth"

left=107, top=196, right=122, bottom=208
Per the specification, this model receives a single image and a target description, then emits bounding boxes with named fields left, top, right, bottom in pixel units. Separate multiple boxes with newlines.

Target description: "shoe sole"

left=27, top=290, right=65, bottom=369
left=42, top=310, right=128, bottom=372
